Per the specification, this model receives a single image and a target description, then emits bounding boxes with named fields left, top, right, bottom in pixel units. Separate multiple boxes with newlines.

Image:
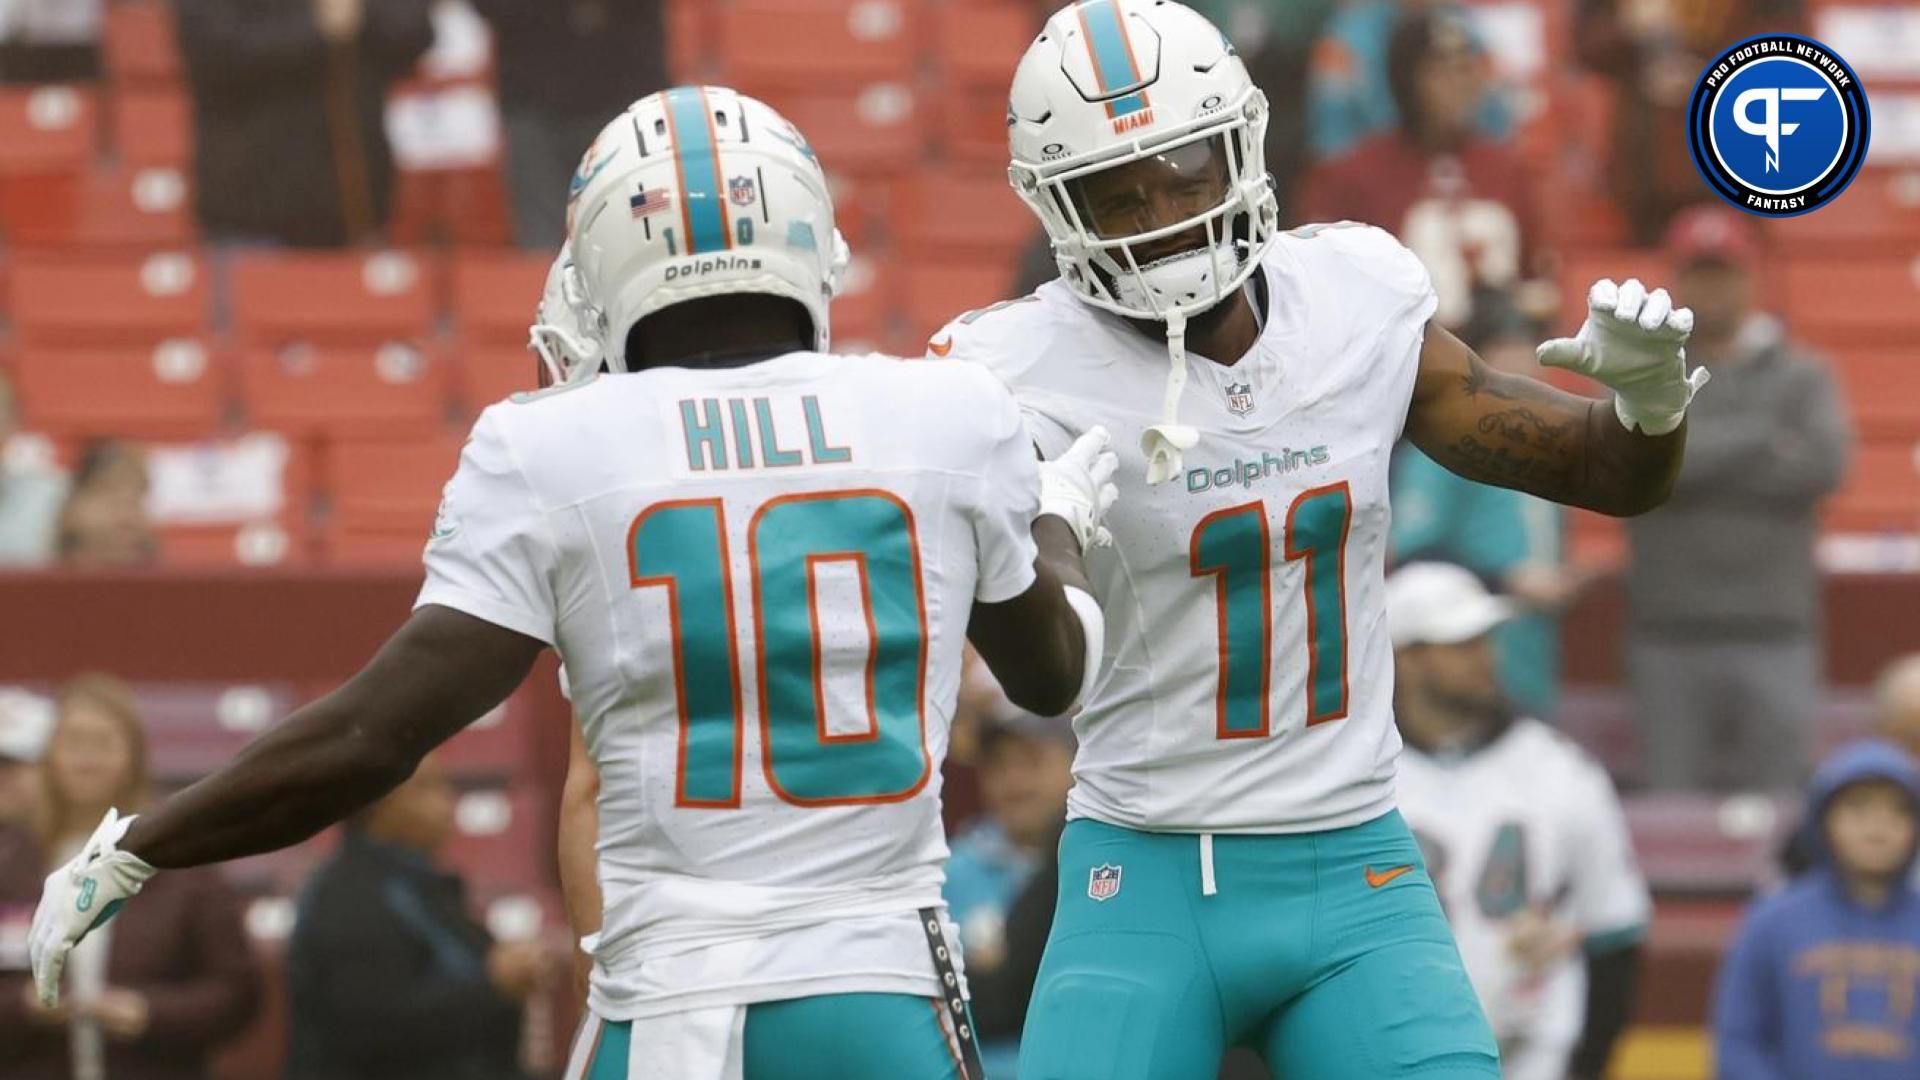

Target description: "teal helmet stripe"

left=1077, top=0, right=1150, bottom=116
left=664, top=86, right=732, bottom=255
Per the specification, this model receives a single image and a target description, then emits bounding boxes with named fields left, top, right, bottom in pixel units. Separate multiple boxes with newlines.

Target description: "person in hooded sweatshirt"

left=1713, top=739, right=1920, bottom=1079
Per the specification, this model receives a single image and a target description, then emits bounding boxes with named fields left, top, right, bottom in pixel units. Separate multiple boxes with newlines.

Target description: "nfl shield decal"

left=1087, top=863, right=1122, bottom=901
left=729, top=175, right=758, bottom=207
left=1225, top=381, right=1255, bottom=416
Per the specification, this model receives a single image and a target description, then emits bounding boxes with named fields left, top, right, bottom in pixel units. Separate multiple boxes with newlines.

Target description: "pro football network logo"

left=1687, top=34, right=1870, bottom=218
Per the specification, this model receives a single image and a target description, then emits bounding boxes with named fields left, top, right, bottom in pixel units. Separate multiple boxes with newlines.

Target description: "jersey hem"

left=1064, top=791, right=1399, bottom=835
left=588, top=971, right=955, bottom=1022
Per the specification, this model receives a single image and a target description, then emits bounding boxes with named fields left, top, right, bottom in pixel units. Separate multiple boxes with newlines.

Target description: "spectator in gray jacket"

left=1626, top=206, right=1852, bottom=792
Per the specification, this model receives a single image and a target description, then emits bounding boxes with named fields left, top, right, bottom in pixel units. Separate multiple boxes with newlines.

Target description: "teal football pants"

left=572, top=992, right=974, bottom=1079
left=1018, top=811, right=1500, bottom=1079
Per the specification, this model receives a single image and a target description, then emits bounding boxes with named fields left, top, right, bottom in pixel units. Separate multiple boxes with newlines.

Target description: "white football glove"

left=1039, top=426, right=1121, bottom=551
left=1537, top=278, right=1711, bottom=436
left=30, top=809, right=156, bottom=1006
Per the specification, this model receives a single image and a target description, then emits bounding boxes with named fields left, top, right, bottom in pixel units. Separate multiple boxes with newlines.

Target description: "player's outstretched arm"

left=968, top=428, right=1118, bottom=718
left=1406, top=278, right=1705, bottom=517
left=127, top=605, right=544, bottom=868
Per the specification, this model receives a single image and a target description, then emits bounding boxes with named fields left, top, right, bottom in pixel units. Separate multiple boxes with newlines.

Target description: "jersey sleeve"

left=1562, top=758, right=1652, bottom=947
left=415, top=409, right=559, bottom=645
left=1306, top=221, right=1439, bottom=438
left=962, top=369, right=1042, bottom=605
left=928, top=297, right=1077, bottom=459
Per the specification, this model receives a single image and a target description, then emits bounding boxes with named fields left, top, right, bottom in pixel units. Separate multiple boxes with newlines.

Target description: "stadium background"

left=0, top=0, right=1914, bottom=1077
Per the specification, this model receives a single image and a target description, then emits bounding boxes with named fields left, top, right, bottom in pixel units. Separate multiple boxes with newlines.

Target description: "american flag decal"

left=630, top=187, right=673, bottom=219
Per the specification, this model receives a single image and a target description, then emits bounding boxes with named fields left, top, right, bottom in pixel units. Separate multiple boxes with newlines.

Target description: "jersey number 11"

left=1190, top=482, right=1352, bottom=739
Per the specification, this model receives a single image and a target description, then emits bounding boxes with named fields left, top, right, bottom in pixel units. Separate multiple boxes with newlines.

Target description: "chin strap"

left=1140, top=308, right=1199, bottom=485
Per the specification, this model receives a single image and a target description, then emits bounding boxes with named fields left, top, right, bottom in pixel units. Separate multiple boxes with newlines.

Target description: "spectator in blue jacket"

left=1713, top=740, right=1920, bottom=1079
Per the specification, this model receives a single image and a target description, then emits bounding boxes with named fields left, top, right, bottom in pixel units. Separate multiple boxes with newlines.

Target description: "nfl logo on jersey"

left=1224, top=381, right=1255, bottom=416
left=1087, top=864, right=1123, bottom=902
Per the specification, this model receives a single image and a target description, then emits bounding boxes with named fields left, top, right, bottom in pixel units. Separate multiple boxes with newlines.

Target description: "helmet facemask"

left=1013, top=89, right=1277, bottom=325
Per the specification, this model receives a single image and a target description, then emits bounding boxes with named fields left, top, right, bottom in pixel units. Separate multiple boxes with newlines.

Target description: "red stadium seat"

left=1828, top=440, right=1920, bottom=533
left=772, top=86, right=924, bottom=177
left=239, top=341, right=450, bottom=437
left=10, top=250, right=208, bottom=345
left=440, top=782, right=547, bottom=894
left=0, top=165, right=193, bottom=250
left=1830, top=347, right=1920, bottom=439
left=1780, top=255, right=1920, bottom=346
left=10, top=339, right=226, bottom=439
left=901, top=259, right=1017, bottom=343
left=667, top=0, right=718, bottom=82
left=440, top=690, right=543, bottom=779
left=102, top=2, right=185, bottom=87
left=139, top=682, right=302, bottom=783
left=1767, top=167, right=1920, bottom=253
left=451, top=343, right=541, bottom=417
left=230, top=251, right=439, bottom=345
left=110, top=89, right=192, bottom=169
left=451, top=251, right=552, bottom=344
left=931, top=2, right=1033, bottom=89
left=829, top=252, right=899, bottom=353
left=148, top=433, right=317, bottom=567
left=0, top=86, right=97, bottom=176
left=717, top=0, right=921, bottom=90
left=893, top=171, right=1034, bottom=258
left=936, top=84, right=1018, bottom=168
left=320, top=433, right=465, bottom=563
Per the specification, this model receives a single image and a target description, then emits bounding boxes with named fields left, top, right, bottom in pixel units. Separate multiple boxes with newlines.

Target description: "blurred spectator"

left=0, top=371, right=66, bottom=567
left=1625, top=207, right=1851, bottom=792
left=1713, top=739, right=1920, bottom=1079
left=1874, top=654, right=1920, bottom=760
left=287, top=753, right=546, bottom=1080
left=1388, top=563, right=1648, bottom=1080
left=943, top=706, right=1074, bottom=1077
left=0, top=674, right=261, bottom=1080
left=1186, top=0, right=1337, bottom=220
left=0, top=0, right=101, bottom=83
left=1305, top=0, right=1512, bottom=164
left=1390, top=320, right=1589, bottom=718
left=0, top=689, right=52, bottom=829
left=1574, top=0, right=1805, bottom=244
left=1297, top=5, right=1549, bottom=336
left=176, top=0, right=435, bottom=247
left=470, top=0, right=666, bottom=249
left=56, top=439, right=156, bottom=567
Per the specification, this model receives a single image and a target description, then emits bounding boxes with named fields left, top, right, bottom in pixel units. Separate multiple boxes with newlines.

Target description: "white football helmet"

left=566, top=86, right=850, bottom=370
left=1008, top=1, right=1279, bottom=483
left=528, top=242, right=604, bottom=386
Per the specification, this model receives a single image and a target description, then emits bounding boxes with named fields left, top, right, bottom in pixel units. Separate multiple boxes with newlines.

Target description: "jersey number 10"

left=1190, top=482, right=1352, bottom=738
left=629, top=489, right=931, bottom=810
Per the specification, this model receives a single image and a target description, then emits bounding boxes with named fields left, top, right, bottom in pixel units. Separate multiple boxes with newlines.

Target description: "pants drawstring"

left=1200, top=832, right=1217, bottom=896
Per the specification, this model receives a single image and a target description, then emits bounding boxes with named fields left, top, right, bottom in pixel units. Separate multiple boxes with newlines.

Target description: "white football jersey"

left=416, top=351, right=1041, bottom=1019
left=937, top=223, right=1434, bottom=833
left=1395, top=720, right=1651, bottom=1078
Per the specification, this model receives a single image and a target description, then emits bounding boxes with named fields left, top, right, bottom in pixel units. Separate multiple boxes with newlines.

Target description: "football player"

left=31, top=86, right=1123, bottom=1080
left=929, top=3, right=1704, bottom=1077
left=1389, top=562, right=1649, bottom=1080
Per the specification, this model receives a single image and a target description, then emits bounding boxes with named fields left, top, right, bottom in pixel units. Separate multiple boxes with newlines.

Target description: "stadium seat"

left=9, top=250, right=207, bottom=344
left=450, top=343, right=539, bottom=417
left=765, top=85, right=924, bottom=176
left=901, top=259, right=1016, bottom=342
left=139, top=681, right=301, bottom=784
left=110, top=88, right=192, bottom=169
left=102, top=2, right=185, bottom=87
left=0, top=86, right=98, bottom=176
left=893, top=171, right=1034, bottom=258
left=239, top=341, right=449, bottom=437
left=1780, top=255, right=1920, bottom=346
left=1827, top=439, right=1920, bottom=533
left=320, top=432, right=465, bottom=563
left=667, top=0, right=718, bottom=82
left=1830, top=347, right=1920, bottom=439
left=931, top=3, right=1034, bottom=89
left=1624, top=792, right=1797, bottom=896
left=717, top=0, right=921, bottom=90
left=1767, top=167, right=1920, bottom=253
left=10, top=339, right=225, bottom=439
left=230, top=251, right=439, bottom=345
left=440, top=782, right=548, bottom=895
left=148, top=432, right=316, bottom=567
left=440, top=690, right=543, bottom=779
left=936, top=84, right=1018, bottom=168
left=451, top=251, right=553, bottom=344
left=828, top=253, right=899, bottom=353
left=0, top=165, right=193, bottom=250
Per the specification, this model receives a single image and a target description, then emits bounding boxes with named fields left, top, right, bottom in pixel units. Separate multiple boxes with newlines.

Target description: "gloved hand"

left=29, top=809, right=156, bottom=1006
left=1040, top=426, right=1121, bottom=551
left=1537, top=278, right=1710, bottom=436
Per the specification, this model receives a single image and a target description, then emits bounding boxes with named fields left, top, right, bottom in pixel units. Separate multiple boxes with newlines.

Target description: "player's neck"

left=1130, top=279, right=1263, bottom=367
